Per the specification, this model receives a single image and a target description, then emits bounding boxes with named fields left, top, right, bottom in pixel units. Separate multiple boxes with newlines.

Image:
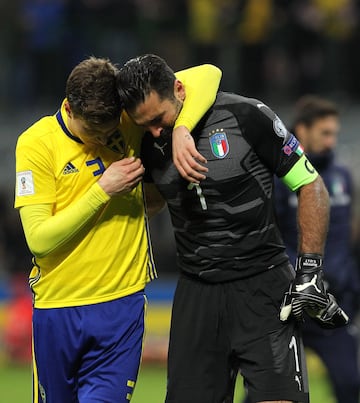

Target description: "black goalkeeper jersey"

left=142, top=92, right=304, bottom=281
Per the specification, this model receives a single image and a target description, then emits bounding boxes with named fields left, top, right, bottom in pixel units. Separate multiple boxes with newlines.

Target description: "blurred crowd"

left=1, top=0, right=360, bottom=110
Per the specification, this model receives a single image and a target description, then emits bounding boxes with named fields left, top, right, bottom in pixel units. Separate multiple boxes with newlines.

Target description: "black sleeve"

left=226, top=97, right=303, bottom=177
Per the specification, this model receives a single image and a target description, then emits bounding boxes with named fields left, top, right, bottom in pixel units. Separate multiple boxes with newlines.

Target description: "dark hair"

left=292, top=95, right=339, bottom=128
left=66, top=56, right=121, bottom=125
left=117, top=54, right=176, bottom=112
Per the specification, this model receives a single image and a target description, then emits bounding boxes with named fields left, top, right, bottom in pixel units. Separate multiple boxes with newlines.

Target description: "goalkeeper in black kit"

left=117, top=54, right=348, bottom=403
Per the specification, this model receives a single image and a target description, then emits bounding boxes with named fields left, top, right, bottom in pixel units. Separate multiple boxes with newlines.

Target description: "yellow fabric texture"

left=19, top=183, right=109, bottom=257
left=15, top=102, right=155, bottom=308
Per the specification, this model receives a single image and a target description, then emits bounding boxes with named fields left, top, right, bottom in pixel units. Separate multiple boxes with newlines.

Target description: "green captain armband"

left=281, top=155, right=318, bottom=191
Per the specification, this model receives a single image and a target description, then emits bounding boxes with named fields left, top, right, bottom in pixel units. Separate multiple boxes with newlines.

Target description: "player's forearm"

left=20, top=183, right=110, bottom=257
left=297, top=176, right=330, bottom=254
left=174, top=64, right=221, bottom=130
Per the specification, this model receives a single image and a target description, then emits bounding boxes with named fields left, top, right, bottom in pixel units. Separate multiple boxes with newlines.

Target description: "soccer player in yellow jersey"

left=14, top=56, right=221, bottom=403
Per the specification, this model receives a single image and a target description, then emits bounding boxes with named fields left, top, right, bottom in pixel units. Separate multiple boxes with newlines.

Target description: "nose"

left=149, top=126, right=163, bottom=138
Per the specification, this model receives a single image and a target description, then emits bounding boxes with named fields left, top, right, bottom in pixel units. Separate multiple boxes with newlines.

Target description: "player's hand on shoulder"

left=172, top=126, right=208, bottom=184
left=280, top=254, right=349, bottom=329
left=98, top=157, right=144, bottom=196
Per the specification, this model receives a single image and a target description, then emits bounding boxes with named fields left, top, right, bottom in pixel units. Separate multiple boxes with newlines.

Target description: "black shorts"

left=166, top=263, right=309, bottom=403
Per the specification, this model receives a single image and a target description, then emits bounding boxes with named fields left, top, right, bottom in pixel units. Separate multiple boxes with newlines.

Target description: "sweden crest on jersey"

left=209, top=130, right=229, bottom=158
left=107, top=130, right=127, bottom=156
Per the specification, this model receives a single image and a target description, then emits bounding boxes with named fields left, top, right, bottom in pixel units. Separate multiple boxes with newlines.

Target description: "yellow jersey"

left=15, top=101, right=156, bottom=308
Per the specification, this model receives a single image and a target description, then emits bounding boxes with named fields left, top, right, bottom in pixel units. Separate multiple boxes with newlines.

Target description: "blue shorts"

left=32, top=292, right=146, bottom=403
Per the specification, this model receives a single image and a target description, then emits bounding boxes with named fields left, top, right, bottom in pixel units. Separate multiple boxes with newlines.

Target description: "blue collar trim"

left=56, top=110, right=83, bottom=144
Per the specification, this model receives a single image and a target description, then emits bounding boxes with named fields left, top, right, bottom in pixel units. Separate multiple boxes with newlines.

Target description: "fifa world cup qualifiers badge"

left=209, top=129, right=229, bottom=159
left=16, top=170, right=35, bottom=196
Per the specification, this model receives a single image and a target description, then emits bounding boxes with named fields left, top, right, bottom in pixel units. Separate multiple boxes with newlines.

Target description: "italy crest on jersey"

left=209, top=131, right=229, bottom=158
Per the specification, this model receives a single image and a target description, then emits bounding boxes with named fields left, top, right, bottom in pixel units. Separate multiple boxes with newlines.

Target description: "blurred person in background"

left=186, top=0, right=272, bottom=96
left=18, top=0, right=70, bottom=105
left=14, top=55, right=220, bottom=402
left=118, top=54, right=349, bottom=403
left=274, top=95, right=360, bottom=403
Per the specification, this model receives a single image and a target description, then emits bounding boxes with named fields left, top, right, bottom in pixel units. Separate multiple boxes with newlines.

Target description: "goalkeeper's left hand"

left=280, top=254, right=349, bottom=329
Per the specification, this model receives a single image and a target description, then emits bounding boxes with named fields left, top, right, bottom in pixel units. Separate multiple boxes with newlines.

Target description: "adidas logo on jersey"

left=63, top=162, right=79, bottom=175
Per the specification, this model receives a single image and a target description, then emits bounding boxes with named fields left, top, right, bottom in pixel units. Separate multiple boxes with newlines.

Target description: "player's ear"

left=64, top=100, right=72, bottom=117
left=174, top=79, right=185, bottom=102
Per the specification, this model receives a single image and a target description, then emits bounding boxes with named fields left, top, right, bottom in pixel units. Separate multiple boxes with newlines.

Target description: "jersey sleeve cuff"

left=89, top=182, right=111, bottom=206
left=173, top=119, right=193, bottom=130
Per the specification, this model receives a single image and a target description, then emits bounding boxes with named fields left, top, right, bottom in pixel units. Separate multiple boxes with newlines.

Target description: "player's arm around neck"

left=173, top=64, right=222, bottom=183
left=174, top=64, right=221, bottom=131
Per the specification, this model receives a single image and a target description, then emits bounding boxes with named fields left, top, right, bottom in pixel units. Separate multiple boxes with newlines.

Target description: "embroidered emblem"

left=16, top=170, right=35, bottom=196
left=107, top=130, right=127, bottom=155
left=273, top=116, right=287, bottom=139
left=296, top=144, right=304, bottom=157
left=209, top=130, right=229, bottom=159
left=282, top=135, right=300, bottom=156
left=63, top=162, right=79, bottom=175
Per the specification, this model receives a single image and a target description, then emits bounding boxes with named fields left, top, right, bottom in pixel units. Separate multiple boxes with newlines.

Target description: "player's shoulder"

left=215, top=91, right=263, bottom=107
left=214, top=92, right=274, bottom=119
left=17, top=114, right=59, bottom=146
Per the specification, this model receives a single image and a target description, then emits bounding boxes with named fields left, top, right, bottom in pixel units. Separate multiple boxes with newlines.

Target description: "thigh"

left=32, top=306, right=82, bottom=403
left=229, top=265, right=309, bottom=403
left=78, top=292, right=146, bottom=402
left=33, top=292, right=146, bottom=403
left=166, top=275, right=233, bottom=403
left=240, top=322, right=309, bottom=403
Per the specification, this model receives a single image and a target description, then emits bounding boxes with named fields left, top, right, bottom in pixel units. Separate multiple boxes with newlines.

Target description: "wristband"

left=296, top=253, right=323, bottom=273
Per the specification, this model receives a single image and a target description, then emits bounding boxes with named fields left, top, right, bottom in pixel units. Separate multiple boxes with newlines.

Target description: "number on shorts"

left=289, top=335, right=300, bottom=372
left=289, top=335, right=302, bottom=391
